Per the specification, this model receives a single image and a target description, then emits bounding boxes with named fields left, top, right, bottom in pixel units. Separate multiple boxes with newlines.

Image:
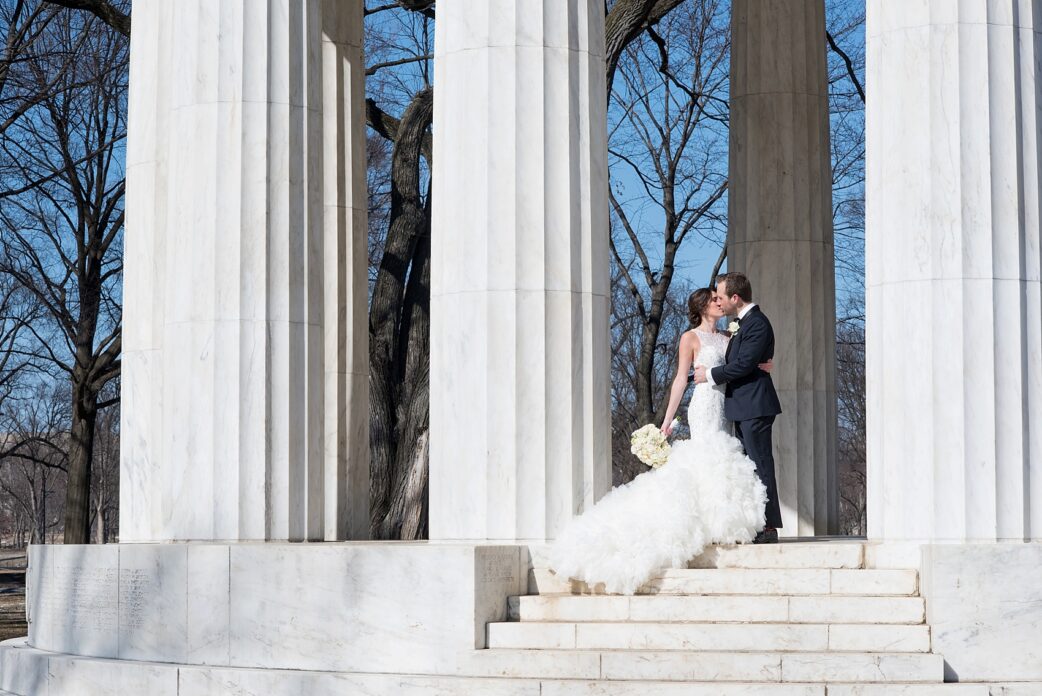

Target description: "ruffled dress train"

left=549, top=329, right=767, bottom=595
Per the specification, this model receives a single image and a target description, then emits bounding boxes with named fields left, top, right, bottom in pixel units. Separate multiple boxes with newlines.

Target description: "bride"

left=549, top=288, right=768, bottom=595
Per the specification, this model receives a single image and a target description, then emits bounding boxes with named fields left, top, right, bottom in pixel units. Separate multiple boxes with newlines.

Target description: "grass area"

left=0, top=591, right=26, bottom=641
left=0, top=552, right=28, bottom=641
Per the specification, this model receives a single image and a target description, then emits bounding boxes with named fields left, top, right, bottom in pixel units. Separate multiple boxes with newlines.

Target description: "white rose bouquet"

left=629, top=423, right=673, bottom=469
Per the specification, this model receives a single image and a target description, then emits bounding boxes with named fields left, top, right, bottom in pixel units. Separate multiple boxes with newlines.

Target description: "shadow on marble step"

left=460, top=648, right=944, bottom=682
left=529, top=567, right=919, bottom=596
left=487, top=621, right=932, bottom=652
left=686, top=541, right=866, bottom=569
left=984, top=685, right=1042, bottom=696
left=508, top=594, right=925, bottom=623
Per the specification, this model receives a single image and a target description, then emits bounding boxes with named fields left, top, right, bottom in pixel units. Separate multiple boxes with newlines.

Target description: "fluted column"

left=429, top=0, right=612, bottom=541
left=121, top=0, right=369, bottom=541
left=320, top=1, right=370, bottom=541
left=729, top=0, right=839, bottom=536
left=866, top=0, right=1042, bottom=542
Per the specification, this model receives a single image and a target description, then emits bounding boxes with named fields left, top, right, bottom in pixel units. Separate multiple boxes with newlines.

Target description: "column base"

left=919, top=542, right=1042, bottom=682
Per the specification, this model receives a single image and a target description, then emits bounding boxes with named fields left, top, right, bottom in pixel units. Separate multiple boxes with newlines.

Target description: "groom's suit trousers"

left=734, top=416, right=783, bottom=529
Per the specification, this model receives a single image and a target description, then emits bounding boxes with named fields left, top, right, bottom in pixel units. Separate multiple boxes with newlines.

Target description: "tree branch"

left=366, top=98, right=432, bottom=163
left=44, top=0, right=129, bottom=37
left=366, top=53, right=433, bottom=76
left=709, top=243, right=727, bottom=288
left=826, top=30, right=865, bottom=103
left=395, top=0, right=434, bottom=20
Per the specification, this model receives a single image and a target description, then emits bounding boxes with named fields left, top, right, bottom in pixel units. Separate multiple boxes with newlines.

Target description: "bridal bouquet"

left=630, top=423, right=672, bottom=469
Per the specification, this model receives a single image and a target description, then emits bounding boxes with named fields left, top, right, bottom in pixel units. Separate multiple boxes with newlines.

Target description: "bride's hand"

left=758, top=358, right=774, bottom=373
left=660, top=422, right=673, bottom=436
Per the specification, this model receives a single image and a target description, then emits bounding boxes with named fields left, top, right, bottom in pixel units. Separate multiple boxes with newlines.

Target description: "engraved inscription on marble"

left=479, top=552, right=516, bottom=585
left=119, top=568, right=158, bottom=630
left=40, top=565, right=118, bottom=632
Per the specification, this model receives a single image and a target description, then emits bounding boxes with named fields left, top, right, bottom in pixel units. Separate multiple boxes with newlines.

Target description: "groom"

left=692, top=272, right=783, bottom=543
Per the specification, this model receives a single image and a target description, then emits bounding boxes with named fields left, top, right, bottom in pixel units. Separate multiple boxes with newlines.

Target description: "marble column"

left=866, top=0, right=1042, bottom=542
left=729, top=0, right=839, bottom=536
left=429, top=0, right=612, bottom=541
left=121, top=0, right=369, bottom=542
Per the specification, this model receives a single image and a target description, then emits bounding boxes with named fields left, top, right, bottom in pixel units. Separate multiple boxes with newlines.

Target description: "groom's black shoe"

left=753, top=528, right=778, bottom=544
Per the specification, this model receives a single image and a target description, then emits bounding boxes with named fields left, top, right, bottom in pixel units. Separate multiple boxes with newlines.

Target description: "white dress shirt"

left=705, top=303, right=756, bottom=386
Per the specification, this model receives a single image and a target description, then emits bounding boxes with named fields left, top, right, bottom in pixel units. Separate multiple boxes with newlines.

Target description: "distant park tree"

left=0, top=3, right=126, bottom=543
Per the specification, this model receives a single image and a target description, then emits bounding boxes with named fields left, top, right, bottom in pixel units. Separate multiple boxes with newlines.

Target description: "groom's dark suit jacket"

left=710, top=306, right=783, bottom=422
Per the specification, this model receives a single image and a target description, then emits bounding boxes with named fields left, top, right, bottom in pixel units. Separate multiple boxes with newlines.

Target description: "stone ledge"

left=24, top=542, right=525, bottom=674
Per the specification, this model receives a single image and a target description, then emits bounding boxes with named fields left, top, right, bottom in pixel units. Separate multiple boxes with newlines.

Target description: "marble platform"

left=2, top=541, right=1040, bottom=694
left=4, top=638, right=1042, bottom=696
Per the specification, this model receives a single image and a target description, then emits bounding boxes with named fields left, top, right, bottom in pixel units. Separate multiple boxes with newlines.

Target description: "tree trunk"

left=28, top=482, right=41, bottom=545
left=375, top=198, right=432, bottom=539
left=63, top=389, right=97, bottom=544
left=369, top=88, right=434, bottom=536
left=635, top=307, right=660, bottom=421
left=396, top=428, right=429, bottom=539
left=636, top=261, right=676, bottom=424
left=94, top=494, right=105, bottom=543
left=604, top=0, right=687, bottom=93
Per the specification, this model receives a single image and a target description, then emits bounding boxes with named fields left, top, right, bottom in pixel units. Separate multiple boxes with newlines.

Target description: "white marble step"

left=0, top=639, right=1021, bottom=696
left=508, top=594, right=925, bottom=623
left=540, top=684, right=989, bottom=696
left=460, top=649, right=944, bottom=682
left=529, top=567, right=919, bottom=596
left=487, top=621, right=931, bottom=652
left=826, top=688, right=995, bottom=696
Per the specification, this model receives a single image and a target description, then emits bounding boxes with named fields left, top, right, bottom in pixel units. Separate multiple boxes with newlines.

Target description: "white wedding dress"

left=549, top=328, right=767, bottom=594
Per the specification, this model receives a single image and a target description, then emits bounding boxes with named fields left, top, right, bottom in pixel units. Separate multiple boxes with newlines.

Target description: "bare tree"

left=826, top=1, right=866, bottom=534
left=835, top=303, right=866, bottom=534
left=88, top=385, right=117, bottom=542
left=607, top=0, right=730, bottom=461
left=610, top=261, right=695, bottom=484
left=42, top=0, right=126, bottom=37
left=0, top=5, right=125, bottom=543
left=1, top=1, right=70, bottom=135
left=367, top=86, right=433, bottom=539
left=0, top=382, right=69, bottom=545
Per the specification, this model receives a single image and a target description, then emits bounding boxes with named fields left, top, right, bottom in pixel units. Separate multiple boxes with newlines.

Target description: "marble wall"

left=121, top=0, right=369, bottom=542
left=26, top=543, right=524, bottom=674
left=428, top=0, right=612, bottom=541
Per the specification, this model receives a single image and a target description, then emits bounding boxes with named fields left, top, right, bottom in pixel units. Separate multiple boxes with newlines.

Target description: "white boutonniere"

left=727, top=321, right=740, bottom=336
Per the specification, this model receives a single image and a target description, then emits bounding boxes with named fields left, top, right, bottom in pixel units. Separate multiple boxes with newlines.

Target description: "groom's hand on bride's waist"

left=691, top=366, right=708, bottom=384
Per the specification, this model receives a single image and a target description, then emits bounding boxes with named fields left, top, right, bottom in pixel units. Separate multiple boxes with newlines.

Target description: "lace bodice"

left=687, top=328, right=729, bottom=436
left=693, top=328, right=729, bottom=368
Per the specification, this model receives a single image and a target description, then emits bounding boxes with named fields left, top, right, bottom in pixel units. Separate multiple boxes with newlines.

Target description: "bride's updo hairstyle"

left=687, top=288, right=714, bottom=329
